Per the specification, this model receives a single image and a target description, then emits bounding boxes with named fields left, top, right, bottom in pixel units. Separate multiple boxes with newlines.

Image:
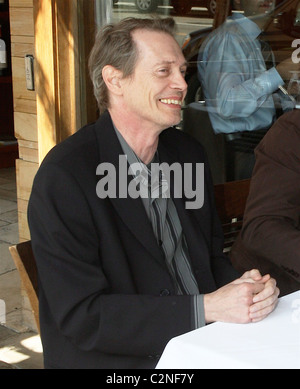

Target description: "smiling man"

left=101, top=26, right=188, bottom=164
left=28, top=17, right=279, bottom=369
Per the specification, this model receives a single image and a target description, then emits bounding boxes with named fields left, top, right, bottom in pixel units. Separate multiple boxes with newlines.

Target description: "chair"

left=9, top=241, right=40, bottom=333
left=214, top=179, right=251, bottom=252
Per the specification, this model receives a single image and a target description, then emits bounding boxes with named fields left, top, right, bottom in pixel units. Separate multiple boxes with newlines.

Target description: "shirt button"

left=160, top=289, right=170, bottom=296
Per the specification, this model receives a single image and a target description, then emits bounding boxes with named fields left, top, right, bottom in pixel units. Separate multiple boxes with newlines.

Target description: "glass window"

left=294, top=1, right=300, bottom=26
left=95, top=1, right=214, bottom=46
left=88, top=0, right=300, bottom=183
left=181, top=0, right=300, bottom=183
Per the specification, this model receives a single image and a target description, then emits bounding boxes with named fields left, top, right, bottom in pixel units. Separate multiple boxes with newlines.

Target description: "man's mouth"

left=159, top=98, right=183, bottom=106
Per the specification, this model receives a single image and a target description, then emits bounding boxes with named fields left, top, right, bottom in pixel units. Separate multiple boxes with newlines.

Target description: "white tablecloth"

left=156, top=291, right=300, bottom=369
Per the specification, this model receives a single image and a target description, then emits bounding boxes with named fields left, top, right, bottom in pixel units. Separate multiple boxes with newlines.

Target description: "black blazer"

left=28, top=111, right=239, bottom=369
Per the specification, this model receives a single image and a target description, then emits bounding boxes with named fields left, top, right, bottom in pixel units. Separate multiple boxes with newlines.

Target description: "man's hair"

left=88, top=17, right=176, bottom=113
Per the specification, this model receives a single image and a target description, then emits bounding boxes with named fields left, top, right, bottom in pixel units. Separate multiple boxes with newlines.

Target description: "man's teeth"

left=160, top=99, right=182, bottom=106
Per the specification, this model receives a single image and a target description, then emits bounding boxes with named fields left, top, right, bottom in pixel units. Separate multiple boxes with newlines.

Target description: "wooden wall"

left=9, top=0, right=38, bottom=331
left=10, top=0, right=38, bottom=243
left=8, top=0, right=96, bottom=331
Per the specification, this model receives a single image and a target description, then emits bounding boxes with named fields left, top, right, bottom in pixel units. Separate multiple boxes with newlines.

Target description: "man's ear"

left=102, top=65, right=123, bottom=95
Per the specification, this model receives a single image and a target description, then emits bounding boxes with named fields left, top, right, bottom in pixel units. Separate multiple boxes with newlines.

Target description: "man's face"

left=241, top=0, right=274, bottom=16
left=119, top=29, right=188, bottom=132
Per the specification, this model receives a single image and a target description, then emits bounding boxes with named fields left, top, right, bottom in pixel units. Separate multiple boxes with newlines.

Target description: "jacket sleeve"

left=241, top=111, right=300, bottom=283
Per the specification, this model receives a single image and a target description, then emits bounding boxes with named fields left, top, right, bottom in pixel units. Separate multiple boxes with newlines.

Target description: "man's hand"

left=204, top=269, right=279, bottom=324
left=249, top=276, right=279, bottom=322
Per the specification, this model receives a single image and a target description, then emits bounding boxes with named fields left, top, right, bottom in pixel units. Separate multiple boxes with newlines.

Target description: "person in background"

left=230, top=109, right=300, bottom=297
left=28, top=17, right=279, bottom=369
left=197, top=0, right=296, bottom=136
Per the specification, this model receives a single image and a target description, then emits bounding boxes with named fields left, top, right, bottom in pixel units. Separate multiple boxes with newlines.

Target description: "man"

left=230, top=109, right=300, bottom=297
left=197, top=0, right=296, bottom=135
left=28, top=17, right=278, bottom=369
left=196, top=0, right=297, bottom=180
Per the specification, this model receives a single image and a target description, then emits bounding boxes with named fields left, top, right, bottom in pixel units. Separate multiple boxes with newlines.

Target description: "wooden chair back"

left=214, top=179, right=251, bottom=252
left=9, top=241, right=40, bottom=333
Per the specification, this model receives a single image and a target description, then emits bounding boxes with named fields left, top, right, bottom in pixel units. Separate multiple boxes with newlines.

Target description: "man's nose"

left=171, top=70, right=188, bottom=91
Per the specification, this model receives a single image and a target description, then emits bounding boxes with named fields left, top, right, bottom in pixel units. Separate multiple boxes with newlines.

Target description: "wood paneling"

left=10, top=0, right=33, bottom=7
left=11, top=35, right=34, bottom=58
left=15, top=159, right=38, bottom=240
left=8, top=0, right=95, bottom=331
left=33, top=0, right=89, bottom=162
left=11, top=57, right=36, bottom=101
left=10, top=0, right=95, bottom=237
left=14, top=98, right=36, bottom=114
left=10, top=8, right=35, bottom=36
left=9, top=0, right=37, bottom=243
left=14, top=112, right=37, bottom=142
left=18, top=141, right=38, bottom=164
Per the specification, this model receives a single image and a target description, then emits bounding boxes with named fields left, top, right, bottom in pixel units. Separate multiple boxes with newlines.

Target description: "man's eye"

left=158, top=68, right=169, bottom=74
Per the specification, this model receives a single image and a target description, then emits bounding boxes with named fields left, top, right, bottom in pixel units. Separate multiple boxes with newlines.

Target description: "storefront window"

left=94, top=1, right=214, bottom=46
left=88, top=0, right=300, bottom=183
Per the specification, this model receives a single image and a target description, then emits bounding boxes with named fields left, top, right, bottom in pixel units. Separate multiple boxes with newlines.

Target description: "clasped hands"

left=204, top=269, right=280, bottom=325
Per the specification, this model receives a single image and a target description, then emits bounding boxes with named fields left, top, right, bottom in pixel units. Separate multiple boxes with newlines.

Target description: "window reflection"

left=95, top=1, right=214, bottom=46
left=91, top=1, right=300, bottom=183
left=182, top=0, right=300, bottom=183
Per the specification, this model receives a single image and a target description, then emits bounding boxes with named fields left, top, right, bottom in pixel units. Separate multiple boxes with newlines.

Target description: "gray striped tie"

left=148, top=165, right=199, bottom=295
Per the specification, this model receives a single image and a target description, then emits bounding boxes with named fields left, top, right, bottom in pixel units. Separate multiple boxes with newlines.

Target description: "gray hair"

left=88, top=17, right=176, bottom=113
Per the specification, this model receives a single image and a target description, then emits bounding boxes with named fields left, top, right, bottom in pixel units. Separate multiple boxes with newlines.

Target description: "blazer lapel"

left=94, top=112, right=165, bottom=267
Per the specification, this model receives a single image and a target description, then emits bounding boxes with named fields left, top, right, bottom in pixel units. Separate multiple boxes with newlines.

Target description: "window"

left=84, top=0, right=300, bottom=183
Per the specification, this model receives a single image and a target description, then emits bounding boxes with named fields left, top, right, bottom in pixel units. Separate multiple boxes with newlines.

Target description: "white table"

left=156, top=291, right=300, bottom=369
